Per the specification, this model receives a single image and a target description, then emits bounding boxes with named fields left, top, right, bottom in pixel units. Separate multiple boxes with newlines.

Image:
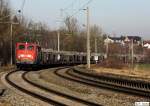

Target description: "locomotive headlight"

left=20, top=54, right=25, bottom=57
left=18, top=54, right=25, bottom=58
left=27, top=54, right=33, bottom=59
left=27, top=54, right=31, bottom=57
left=18, top=55, right=21, bottom=58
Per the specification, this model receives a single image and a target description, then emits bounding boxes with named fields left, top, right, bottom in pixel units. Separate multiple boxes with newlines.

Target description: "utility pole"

left=57, top=30, right=60, bottom=60
left=131, top=39, right=134, bottom=70
left=10, top=22, right=19, bottom=65
left=94, top=36, right=98, bottom=64
left=86, top=7, right=90, bottom=69
left=57, top=31, right=60, bottom=52
left=0, top=21, right=19, bottom=65
left=56, top=9, right=62, bottom=61
left=105, top=36, right=109, bottom=59
left=57, top=9, right=63, bottom=52
left=95, top=37, right=97, bottom=53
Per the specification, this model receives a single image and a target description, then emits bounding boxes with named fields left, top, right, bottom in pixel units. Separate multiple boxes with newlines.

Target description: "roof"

left=16, top=42, right=40, bottom=46
left=127, top=36, right=141, bottom=41
left=107, top=36, right=141, bottom=42
left=143, top=40, right=150, bottom=44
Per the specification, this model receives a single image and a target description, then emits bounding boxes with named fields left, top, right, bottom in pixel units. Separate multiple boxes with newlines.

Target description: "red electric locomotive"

left=15, top=42, right=41, bottom=68
left=15, top=42, right=101, bottom=69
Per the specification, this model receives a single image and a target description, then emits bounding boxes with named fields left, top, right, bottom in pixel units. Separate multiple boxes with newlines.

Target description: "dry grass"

left=0, top=100, right=11, bottom=106
left=0, top=65, right=15, bottom=72
left=91, top=64, right=150, bottom=79
left=0, top=103, right=11, bottom=106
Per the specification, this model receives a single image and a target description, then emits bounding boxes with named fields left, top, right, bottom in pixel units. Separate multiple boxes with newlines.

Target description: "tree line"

left=0, top=0, right=104, bottom=65
left=1, top=0, right=148, bottom=67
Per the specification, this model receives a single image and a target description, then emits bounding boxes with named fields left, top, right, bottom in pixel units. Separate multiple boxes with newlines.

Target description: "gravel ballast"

left=27, top=68, right=149, bottom=106
left=0, top=70, right=46, bottom=106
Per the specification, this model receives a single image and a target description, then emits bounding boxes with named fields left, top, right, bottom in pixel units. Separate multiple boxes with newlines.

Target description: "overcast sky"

left=10, top=0, right=150, bottom=40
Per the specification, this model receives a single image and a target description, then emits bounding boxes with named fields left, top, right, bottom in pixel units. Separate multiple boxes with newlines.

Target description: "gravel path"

left=27, top=67, right=149, bottom=106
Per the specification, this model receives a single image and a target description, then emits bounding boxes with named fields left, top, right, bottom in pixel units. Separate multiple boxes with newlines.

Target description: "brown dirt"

left=0, top=65, right=15, bottom=72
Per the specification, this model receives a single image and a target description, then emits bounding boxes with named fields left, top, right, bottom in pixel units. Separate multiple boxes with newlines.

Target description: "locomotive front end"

left=16, top=42, right=37, bottom=67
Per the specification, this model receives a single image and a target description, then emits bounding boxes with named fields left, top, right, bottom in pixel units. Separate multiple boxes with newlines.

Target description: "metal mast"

left=86, top=7, right=90, bottom=69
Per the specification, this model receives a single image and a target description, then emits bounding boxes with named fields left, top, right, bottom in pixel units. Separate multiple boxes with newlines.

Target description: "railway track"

left=54, top=67, right=150, bottom=98
left=5, top=70, right=67, bottom=106
left=5, top=68, right=101, bottom=106
left=24, top=68, right=101, bottom=106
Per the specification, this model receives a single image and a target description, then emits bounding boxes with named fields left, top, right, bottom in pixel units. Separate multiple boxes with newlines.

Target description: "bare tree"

left=0, top=0, right=11, bottom=65
left=90, top=25, right=103, bottom=53
left=64, top=17, right=78, bottom=34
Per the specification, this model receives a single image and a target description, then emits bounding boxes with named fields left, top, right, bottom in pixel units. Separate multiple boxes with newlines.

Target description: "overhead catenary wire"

left=62, top=0, right=77, bottom=11
left=19, top=0, right=26, bottom=22
left=61, top=0, right=93, bottom=19
left=56, top=0, right=77, bottom=25
left=69, top=0, right=93, bottom=18
left=56, top=0, right=93, bottom=31
left=61, top=0, right=78, bottom=18
left=21, top=0, right=26, bottom=13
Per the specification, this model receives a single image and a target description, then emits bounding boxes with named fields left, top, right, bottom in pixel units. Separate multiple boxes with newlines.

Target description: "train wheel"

left=17, top=65, right=22, bottom=70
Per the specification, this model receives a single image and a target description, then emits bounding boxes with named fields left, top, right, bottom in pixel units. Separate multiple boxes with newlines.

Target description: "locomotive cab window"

left=19, top=45, right=25, bottom=50
left=27, top=45, right=34, bottom=50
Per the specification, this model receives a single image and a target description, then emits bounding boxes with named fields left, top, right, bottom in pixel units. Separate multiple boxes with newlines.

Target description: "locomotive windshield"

left=19, top=45, right=25, bottom=50
left=27, top=45, right=34, bottom=50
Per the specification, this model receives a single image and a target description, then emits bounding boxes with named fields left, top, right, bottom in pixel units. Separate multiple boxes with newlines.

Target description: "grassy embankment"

left=135, top=64, right=150, bottom=71
left=0, top=65, right=15, bottom=72
left=91, top=64, right=150, bottom=78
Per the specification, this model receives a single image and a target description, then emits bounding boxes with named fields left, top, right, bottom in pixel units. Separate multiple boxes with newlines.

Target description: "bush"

left=98, top=56, right=126, bottom=69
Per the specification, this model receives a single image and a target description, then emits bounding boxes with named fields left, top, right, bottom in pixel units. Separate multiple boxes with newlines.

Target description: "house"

left=143, top=40, right=150, bottom=49
left=104, top=36, right=142, bottom=45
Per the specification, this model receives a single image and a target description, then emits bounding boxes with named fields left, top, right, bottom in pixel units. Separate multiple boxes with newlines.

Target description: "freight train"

left=15, top=42, right=101, bottom=69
